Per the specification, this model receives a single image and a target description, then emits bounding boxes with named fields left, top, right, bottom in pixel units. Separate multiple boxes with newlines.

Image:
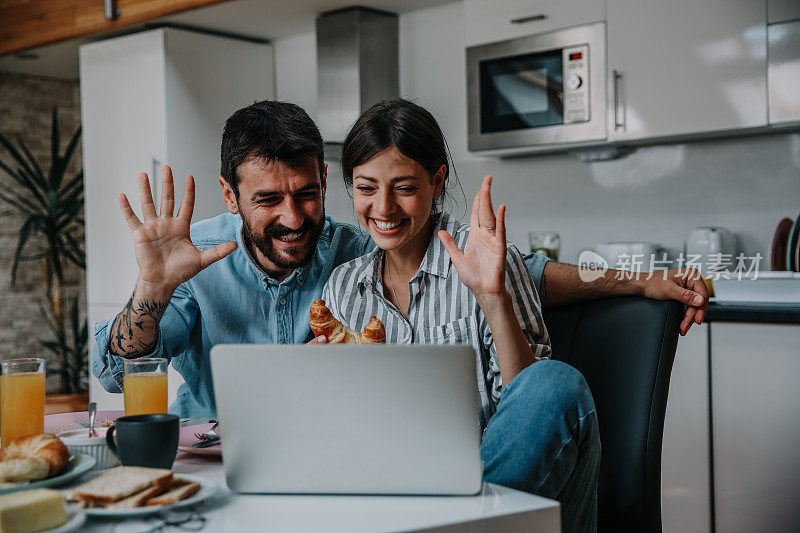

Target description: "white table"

left=79, top=454, right=561, bottom=532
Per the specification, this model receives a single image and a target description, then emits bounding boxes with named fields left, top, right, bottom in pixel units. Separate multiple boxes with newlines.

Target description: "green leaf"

left=62, top=227, right=85, bottom=251
left=0, top=131, right=41, bottom=187
left=58, top=186, right=84, bottom=212
left=42, top=296, right=89, bottom=394
left=16, top=136, right=45, bottom=184
left=57, top=205, right=84, bottom=230
left=61, top=125, right=82, bottom=174
left=57, top=234, right=85, bottom=270
left=0, top=160, right=49, bottom=210
left=49, top=158, right=67, bottom=192
left=37, top=302, right=62, bottom=340
left=48, top=189, right=58, bottom=217
left=57, top=206, right=84, bottom=227
left=50, top=107, right=60, bottom=185
left=11, top=217, right=42, bottom=286
left=0, top=183, right=41, bottom=214
left=60, top=170, right=84, bottom=198
left=20, top=253, right=47, bottom=261
left=38, top=340, right=64, bottom=355
left=0, top=189, right=37, bottom=217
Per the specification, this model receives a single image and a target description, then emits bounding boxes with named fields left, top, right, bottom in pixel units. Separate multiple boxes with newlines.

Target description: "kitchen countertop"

left=705, top=301, right=800, bottom=324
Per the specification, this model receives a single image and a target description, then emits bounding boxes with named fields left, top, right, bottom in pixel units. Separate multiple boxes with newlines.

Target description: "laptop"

left=210, top=344, right=483, bottom=495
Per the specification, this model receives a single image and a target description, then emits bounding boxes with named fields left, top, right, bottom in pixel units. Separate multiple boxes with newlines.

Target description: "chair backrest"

left=543, top=296, right=683, bottom=532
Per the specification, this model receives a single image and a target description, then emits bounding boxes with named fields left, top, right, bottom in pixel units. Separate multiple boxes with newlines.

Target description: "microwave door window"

left=480, top=50, right=564, bottom=134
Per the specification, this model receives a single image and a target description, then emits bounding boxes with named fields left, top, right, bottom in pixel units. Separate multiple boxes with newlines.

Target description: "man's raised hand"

left=118, top=166, right=237, bottom=294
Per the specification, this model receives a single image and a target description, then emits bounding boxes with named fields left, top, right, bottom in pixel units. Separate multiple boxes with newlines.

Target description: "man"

left=93, top=99, right=708, bottom=416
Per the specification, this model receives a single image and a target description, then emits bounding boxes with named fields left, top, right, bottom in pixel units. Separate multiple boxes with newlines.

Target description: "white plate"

left=47, top=509, right=86, bottom=533
left=0, top=454, right=96, bottom=495
left=80, top=474, right=218, bottom=517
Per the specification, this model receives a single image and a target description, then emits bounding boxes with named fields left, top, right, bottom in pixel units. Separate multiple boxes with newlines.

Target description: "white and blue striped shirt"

left=322, top=214, right=551, bottom=430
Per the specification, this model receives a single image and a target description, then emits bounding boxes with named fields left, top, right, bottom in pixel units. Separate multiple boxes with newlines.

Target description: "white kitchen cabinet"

left=81, top=28, right=274, bottom=307
left=81, top=27, right=273, bottom=404
left=768, top=19, right=800, bottom=125
left=464, top=0, right=605, bottom=47
left=711, top=322, right=800, bottom=532
left=88, top=303, right=125, bottom=411
left=661, top=324, right=711, bottom=533
left=768, top=0, right=800, bottom=24
left=81, top=31, right=168, bottom=307
left=607, top=0, right=768, bottom=142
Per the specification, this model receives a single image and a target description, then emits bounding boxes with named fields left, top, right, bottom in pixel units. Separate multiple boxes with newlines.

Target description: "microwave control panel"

left=562, top=45, right=590, bottom=124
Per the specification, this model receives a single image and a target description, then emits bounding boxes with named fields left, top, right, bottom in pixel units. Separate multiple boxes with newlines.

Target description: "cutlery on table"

left=191, top=438, right=221, bottom=449
left=192, top=421, right=220, bottom=448
left=88, top=402, right=97, bottom=437
left=193, top=420, right=219, bottom=441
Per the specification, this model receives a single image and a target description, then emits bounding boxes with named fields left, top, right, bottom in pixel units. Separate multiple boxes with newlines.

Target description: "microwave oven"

left=467, top=22, right=606, bottom=154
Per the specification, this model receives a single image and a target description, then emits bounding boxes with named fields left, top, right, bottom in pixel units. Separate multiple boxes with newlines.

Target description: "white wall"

left=275, top=2, right=800, bottom=265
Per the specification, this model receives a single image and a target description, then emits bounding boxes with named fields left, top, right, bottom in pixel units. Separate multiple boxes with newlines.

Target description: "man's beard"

left=241, top=209, right=325, bottom=270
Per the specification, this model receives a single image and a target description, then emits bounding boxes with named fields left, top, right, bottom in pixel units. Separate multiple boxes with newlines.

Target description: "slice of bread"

left=73, top=466, right=173, bottom=503
left=107, top=484, right=169, bottom=508
left=146, top=478, right=201, bottom=506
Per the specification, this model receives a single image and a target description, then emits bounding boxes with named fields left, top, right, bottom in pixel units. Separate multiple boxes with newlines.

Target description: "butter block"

left=0, top=488, right=67, bottom=533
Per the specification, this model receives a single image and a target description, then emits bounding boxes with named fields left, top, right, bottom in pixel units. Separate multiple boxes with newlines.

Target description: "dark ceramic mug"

left=106, top=413, right=179, bottom=469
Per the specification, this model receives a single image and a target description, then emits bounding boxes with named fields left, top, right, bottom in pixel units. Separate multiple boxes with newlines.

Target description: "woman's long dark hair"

left=341, top=99, right=460, bottom=215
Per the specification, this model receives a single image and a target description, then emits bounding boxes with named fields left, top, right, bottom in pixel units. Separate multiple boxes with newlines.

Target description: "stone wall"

left=0, top=71, right=85, bottom=393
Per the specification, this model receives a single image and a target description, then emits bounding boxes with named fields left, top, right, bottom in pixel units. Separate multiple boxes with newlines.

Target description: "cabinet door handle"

left=151, top=158, right=162, bottom=211
left=510, top=13, right=546, bottom=24
left=613, top=69, right=625, bottom=131
left=104, top=0, right=120, bottom=20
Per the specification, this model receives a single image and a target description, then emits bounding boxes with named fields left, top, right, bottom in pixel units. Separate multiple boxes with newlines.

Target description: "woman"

left=321, top=99, right=600, bottom=533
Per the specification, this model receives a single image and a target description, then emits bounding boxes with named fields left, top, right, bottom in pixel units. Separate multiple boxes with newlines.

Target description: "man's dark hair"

left=220, top=100, right=324, bottom=197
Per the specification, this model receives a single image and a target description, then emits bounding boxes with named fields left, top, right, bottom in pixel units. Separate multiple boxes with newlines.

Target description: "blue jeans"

left=481, top=360, right=601, bottom=533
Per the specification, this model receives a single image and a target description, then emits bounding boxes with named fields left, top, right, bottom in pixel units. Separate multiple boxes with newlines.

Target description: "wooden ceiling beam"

left=0, top=0, right=232, bottom=56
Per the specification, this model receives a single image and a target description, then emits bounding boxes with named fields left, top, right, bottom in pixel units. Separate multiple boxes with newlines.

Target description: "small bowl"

left=57, top=429, right=119, bottom=470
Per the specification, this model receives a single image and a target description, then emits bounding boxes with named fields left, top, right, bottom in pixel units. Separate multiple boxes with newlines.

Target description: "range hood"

left=316, top=7, right=399, bottom=160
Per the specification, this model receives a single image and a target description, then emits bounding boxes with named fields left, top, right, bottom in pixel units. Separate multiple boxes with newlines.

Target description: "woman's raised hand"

left=118, top=166, right=237, bottom=294
left=438, top=175, right=508, bottom=305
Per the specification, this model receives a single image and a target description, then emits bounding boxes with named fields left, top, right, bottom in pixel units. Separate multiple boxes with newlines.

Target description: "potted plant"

left=0, top=108, right=88, bottom=411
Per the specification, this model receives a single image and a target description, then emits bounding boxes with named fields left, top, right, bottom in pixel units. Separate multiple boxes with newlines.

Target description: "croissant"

left=0, top=433, right=70, bottom=482
left=310, top=300, right=386, bottom=344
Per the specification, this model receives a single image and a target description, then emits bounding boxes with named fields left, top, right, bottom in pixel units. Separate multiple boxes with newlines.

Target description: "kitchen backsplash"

left=276, top=1, right=800, bottom=267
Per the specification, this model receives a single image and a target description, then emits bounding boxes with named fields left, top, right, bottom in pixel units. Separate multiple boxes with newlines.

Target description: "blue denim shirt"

left=92, top=212, right=550, bottom=418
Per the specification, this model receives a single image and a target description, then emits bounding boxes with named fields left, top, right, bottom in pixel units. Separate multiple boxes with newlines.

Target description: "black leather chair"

left=543, top=296, right=683, bottom=532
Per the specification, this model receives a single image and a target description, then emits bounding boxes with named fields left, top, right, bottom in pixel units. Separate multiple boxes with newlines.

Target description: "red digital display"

left=569, top=52, right=583, bottom=61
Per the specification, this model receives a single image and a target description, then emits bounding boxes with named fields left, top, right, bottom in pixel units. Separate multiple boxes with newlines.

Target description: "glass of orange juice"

left=1, top=358, right=46, bottom=447
left=123, top=358, right=168, bottom=416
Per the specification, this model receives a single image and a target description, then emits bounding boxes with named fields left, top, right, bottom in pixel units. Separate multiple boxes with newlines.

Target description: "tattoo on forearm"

left=134, top=299, right=170, bottom=319
left=109, top=293, right=169, bottom=357
left=540, top=274, right=548, bottom=300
